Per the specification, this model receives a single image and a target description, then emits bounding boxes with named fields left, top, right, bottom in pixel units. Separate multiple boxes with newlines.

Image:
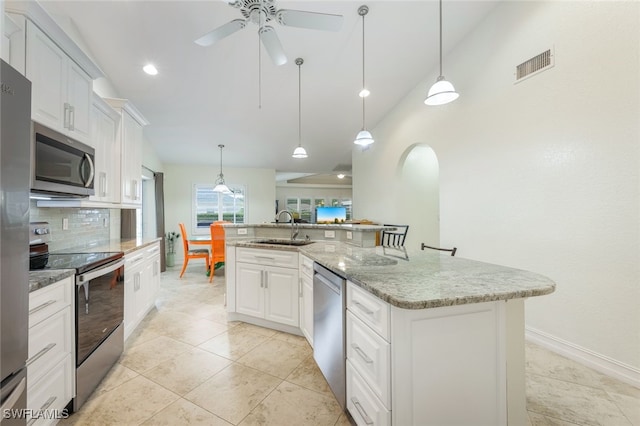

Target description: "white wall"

left=164, top=163, right=276, bottom=239
left=354, top=1, right=640, bottom=377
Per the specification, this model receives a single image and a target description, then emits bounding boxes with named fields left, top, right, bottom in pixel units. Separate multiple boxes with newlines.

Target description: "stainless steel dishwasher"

left=313, top=262, right=347, bottom=410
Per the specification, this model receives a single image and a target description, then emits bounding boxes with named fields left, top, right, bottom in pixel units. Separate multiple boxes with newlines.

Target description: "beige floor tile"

left=161, top=317, right=229, bottom=346
left=184, top=363, right=281, bottom=425
left=237, top=337, right=311, bottom=379
left=143, top=347, right=232, bottom=396
left=607, top=391, right=640, bottom=425
left=527, top=410, right=582, bottom=426
left=92, top=363, right=139, bottom=396
left=64, top=375, right=178, bottom=426
left=286, top=355, right=334, bottom=397
left=119, top=335, right=193, bottom=373
left=197, top=326, right=272, bottom=360
left=235, top=322, right=279, bottom=337
left=527, top=374, right=634, bottom=426
left=334, top=413, right=354, bottom=426
left=273, top=331, right=310, bottom=347
left=239, top=381, right=343, bottom=426
left=124, top=321, right=162, bottom=350
left=141, top=398, right=232, bottom=426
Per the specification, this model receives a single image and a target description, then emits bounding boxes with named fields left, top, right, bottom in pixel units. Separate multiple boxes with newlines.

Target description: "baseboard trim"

left=525, top=327, right=639, bottom=389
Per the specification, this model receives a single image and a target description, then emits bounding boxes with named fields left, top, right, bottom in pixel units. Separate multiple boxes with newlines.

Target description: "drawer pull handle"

left=351, top=397, right=374, bottom=425
left=26, top=343, right=56, bottom=366
left=29, top=300, right=56, bottom=315
left=353, top=300, right=374, bottom=315
left=26, top=396, right=57, bottom=426
left=254, top=255, right=276, bottom=261
left=351, top=344, right=374, bottom=364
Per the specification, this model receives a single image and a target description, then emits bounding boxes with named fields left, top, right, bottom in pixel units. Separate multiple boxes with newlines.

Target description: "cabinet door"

left=300, top=273, right=313, bottom=346
left=102, top=110, right=120, bottom=203
left=121, top=111, right=142, bottom=204
left=236, top=263, right=265, bottom=318
left=26, top=21, right=66, bottom=131
left=67, top=61, right=92, bottom=142
left=264, top=265, right=298, bottom=327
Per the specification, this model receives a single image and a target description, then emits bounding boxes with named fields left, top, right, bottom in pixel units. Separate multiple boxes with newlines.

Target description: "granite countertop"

left=223, top=223, right=388, bottom=232
left=52, top=237, right=162, bottom=255
left=297, top=242, right=555, bottom=309
left=29, top=269, right=75, bottom=293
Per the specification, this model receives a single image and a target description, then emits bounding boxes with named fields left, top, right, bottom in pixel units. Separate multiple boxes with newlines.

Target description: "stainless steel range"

left=29, top=223, right=124, bottom=411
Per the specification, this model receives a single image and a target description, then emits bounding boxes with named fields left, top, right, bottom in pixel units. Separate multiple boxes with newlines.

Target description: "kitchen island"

left=225, top=238, right=555, bottom=425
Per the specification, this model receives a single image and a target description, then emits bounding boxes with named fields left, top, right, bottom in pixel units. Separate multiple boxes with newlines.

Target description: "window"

left=193, top=184, right=245, bottom=234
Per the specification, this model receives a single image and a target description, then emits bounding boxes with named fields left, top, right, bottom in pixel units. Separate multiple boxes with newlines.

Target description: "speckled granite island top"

left=52, top=237, right=162, bottom=255
left=298, top=242, right=556, bottom=309
left=29, top=269, right=75, bottom=293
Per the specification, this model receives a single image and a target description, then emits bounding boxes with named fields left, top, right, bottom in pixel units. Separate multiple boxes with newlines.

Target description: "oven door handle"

left=77, top=258, right=124, bottom=283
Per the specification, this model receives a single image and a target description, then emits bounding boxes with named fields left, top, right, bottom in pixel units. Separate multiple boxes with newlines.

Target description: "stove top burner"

left=45, top=252, right=124, bottom=274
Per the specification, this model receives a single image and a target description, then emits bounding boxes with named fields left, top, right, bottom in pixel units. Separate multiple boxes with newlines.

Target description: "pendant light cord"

left=438, top=0, right=443, bottom=77
left=361, top=9, right=366, bottom=130
left=298, top=61, right=302, bottom=146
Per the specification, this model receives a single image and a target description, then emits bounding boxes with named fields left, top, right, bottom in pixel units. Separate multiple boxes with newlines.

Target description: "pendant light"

left=353, top=5, right=374, bottom=147
left=424, top=0, right=459, bottom=106
left=292, top=58, right=308, bottom=159
left=213, top=144, right=231, bottom=193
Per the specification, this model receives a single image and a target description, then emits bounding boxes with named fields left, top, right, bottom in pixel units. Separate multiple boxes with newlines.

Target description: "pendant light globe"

left=292, top=146, right=308, bottom=158
left=292, top=58, right=309, bottom=159
left=354, top=130, right=374, bottom=146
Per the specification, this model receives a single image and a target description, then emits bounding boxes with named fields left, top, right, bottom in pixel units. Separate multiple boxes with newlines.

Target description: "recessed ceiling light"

left=143, top=64, right=158, bottom=75
left=337, top=173, right=345, bottom=179
left=359, top=88, right=370, bottom=98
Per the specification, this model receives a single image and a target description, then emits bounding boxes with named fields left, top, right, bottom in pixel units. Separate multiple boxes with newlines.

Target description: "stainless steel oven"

left=31, top=122, right=95, bottom=197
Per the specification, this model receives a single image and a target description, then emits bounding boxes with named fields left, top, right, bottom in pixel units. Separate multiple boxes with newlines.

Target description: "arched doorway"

left=396, top=144, right=440, bottom=249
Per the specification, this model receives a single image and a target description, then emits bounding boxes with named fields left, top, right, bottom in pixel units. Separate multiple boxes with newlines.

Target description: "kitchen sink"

left=251, top=239, right=315, bottom=246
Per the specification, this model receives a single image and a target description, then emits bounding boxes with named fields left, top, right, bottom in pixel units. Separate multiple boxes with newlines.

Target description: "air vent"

left=515, top=48, right=554, bottom=83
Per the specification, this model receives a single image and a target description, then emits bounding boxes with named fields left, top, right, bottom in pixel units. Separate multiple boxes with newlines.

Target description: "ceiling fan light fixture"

left=425, top=0, right=459, bottom=106
left=337, top=173, right=346, bottom=179
left=424, top=76, right=459, bottom=105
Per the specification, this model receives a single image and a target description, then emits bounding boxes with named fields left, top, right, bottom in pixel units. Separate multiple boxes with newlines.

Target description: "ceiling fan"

left=194, top=0, right=344, bottom=66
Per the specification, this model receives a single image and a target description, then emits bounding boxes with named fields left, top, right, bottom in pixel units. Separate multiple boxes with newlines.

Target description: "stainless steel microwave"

left=31, top=122, right=95, bottom=197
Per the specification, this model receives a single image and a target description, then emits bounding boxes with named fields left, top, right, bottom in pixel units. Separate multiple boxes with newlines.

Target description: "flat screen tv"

left=316, top=206, right=347, bottom=224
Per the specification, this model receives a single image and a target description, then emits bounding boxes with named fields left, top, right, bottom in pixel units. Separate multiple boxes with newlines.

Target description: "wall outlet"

left=237, top=228, right=248, bottom=235
left=62, top=218, right=69, bottom=230
left=324, top=230, right=335, bottom=238
left=346, top=231, right=353, bottom=240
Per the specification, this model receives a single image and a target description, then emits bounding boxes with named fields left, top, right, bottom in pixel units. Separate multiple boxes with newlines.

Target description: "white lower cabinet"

left=233, top=247, right=299, bottom=329
left=347, top=361, right=391, bottom=426
left=124, top=242, right=161, bottom=340
left=299, top=255, right=313, bottom=346
left=27, top=275, right=74, bottom=425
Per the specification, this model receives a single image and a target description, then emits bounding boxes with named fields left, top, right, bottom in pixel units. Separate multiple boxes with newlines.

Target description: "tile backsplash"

left=30, top=201, right=121, bottom=252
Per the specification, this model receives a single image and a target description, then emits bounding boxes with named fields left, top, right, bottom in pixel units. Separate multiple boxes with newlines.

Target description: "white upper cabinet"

left=2, top=13, right=25, bottom=73
left=26, top=21, right=92, bottom=143
left=90, top=94, right=121, bottom=204
left=104, top=98, right=149, bottom=207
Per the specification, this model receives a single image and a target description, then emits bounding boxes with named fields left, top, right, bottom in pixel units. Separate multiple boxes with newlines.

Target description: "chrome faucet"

left=276, top=210, right=299, bottom=240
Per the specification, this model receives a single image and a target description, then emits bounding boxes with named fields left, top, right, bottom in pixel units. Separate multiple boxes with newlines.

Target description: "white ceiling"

left=40, top=0, right=498, bottom=174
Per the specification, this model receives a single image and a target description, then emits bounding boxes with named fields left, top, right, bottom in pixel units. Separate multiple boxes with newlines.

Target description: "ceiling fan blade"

left=194, top=19, right=246, bottom=47
left=259, top=26, right=287, bottom=66
left=276, top=9, right=343, bottom=31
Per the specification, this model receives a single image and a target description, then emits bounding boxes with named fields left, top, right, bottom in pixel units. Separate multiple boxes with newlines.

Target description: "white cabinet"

left=299, top=254, right=314, bottom=346
left=234, top=247, right=299, bottom=329
left=89, top=94, right=121, bottom=204
left=26, top=21, right=92, bottom=143
left=124, top=242, right=161, bottom=340
left=3, top=13, right=25, bottom=72
left=346, top=281, right=391, bottom=426
left=104, top=98, right=149, bottom=207
left=27, top=275, right=74, bottom=425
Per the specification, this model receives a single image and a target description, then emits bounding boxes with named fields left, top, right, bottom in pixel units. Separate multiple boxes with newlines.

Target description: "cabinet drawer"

left=29, top=276, right=73, bottom=328
left=27, top=355, right=73, bottom=426
left=299, top=255, right=314, bottom=279
left=347, top=312, right=390, bottom=408
left=237, top=247, right=298, bottom=269
left=125, top=250, right=146, bottom=268
left=145, top=242, right=161, bottom=258
left=347, top=361, right=390, bottom=426
left=347, top=281, right=390, bottom=341
left=28, top=307, right=72, bottom=386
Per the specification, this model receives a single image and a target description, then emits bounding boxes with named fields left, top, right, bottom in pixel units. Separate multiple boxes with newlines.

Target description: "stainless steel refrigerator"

left=0, top=59, right=31, bottom=425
